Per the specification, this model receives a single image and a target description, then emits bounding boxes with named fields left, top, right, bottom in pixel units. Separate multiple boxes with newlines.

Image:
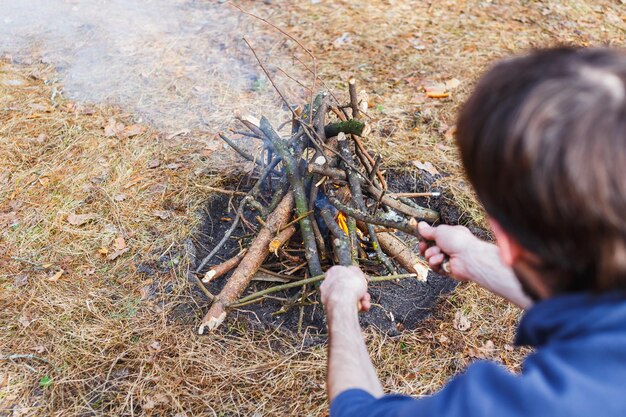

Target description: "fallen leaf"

left=18, top=314, right=33, bottom=328
left=67, top=213, right=97, bottom=226
left=453, top=311, right=472, bottom=331
left=140, top=284, right=154, bottom=301
left=13, top=274, right=28, bottom=288
left=167, top=129, right=190, bottom=140
left=122, top=124, right=146, bottom=138
left=444, top=125, right=457, bottom=141
left=98, top=247, right=109, bottom=256
left=0, top=211, right=19, bottom=229
left=47, top=269, right=64, bottom=282
left=423, top=83, right=449, bottom=99
left=153, top=210, right=172, bottom=220
left=333, top=32, right=352, bottom=48
left=147, top=159, right=160, bottom=169
left=0, top=374, right=8, bottom=389
left=107, top=248, right=129, bottom=261
left=149, top=341, right=161, bottom=351
left=123, top=176, right=143, bottom=190
left=412, top=160, right=440, bottom=176
left=153, top=393, right=169, bottom=405
left=143, top=397, right=156, bottom=410
left=113, top=236, right=126, bottom=251
left=445, top=78, right=461, bottom=90
left=104, top=117, right=124, bottom=137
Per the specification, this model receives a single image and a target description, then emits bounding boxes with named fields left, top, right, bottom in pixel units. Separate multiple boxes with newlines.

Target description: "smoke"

left=0, top=0, right=295, bottom=131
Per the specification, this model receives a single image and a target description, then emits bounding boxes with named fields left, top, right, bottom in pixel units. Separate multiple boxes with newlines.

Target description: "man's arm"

left=418, top=222, right=532, bottom=310
left=321, top=266, right=383, bottom=401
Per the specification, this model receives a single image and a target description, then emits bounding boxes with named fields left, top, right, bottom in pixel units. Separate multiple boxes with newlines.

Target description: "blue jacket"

left=331, top=292, right=626, bottom=417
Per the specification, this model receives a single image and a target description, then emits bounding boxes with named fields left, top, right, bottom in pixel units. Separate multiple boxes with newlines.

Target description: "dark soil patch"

left=189, top=169, right=483, bottom=337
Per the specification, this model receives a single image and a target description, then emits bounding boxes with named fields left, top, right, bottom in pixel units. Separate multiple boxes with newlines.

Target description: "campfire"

left=195, top=80, right=442, bottom=334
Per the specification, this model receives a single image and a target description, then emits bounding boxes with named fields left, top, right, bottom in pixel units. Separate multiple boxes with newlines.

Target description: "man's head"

left=456, top=47, right=626, bottom=296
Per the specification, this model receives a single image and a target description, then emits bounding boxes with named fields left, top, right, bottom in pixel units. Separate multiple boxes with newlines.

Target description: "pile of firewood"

left=195, top=80, right=441, bottom=334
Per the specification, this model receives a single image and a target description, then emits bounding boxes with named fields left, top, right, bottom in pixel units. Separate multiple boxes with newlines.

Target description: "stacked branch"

left=196, top=81, right=442, bottom=334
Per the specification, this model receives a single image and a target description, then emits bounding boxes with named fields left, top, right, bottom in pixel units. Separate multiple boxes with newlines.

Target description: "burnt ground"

left=188, top=169, right=485, bottom=338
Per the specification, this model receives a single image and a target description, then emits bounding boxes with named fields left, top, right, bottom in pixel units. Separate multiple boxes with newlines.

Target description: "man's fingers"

left=418, top=241, right=428, bottom=255
left=418, top=221, right=436, bottom=240
left=428, top=253, right=445, bottom=269
left=424, top=245, right=441, bottom=259
left=360, top=293, right=372, bottom=312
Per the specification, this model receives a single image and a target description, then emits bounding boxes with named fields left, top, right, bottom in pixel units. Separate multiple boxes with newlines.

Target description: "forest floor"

left=1, top=1, right=623, bottom=416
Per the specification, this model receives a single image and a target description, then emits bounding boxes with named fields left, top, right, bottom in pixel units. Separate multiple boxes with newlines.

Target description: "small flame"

left=337, top=212, right=349, bottom=235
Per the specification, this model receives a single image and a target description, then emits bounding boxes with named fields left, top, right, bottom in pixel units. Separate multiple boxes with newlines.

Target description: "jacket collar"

left=516, top=292, right=626, bottom=347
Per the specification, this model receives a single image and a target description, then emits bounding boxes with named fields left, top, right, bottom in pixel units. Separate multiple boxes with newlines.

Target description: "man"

left=321, top=47, right=626, bottom=416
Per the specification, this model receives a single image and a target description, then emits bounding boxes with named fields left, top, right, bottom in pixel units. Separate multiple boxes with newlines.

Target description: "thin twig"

left=229, top=273, right=418, bottom=308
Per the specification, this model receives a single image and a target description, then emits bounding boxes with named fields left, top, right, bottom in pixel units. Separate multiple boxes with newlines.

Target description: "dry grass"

left=1, top=1, right=623, bottom=416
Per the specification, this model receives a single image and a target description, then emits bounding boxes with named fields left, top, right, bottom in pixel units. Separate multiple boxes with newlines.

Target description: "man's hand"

left=418, top=222, right=532, bottom=309
left=321, top=265, right=371, bottom=312
left=418, top=222, right=481, bottom=281
left=322, top=265, right=384, bottom=400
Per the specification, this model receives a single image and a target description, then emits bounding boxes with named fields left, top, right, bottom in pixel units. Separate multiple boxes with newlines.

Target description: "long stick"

left=337, top=133, right=395, bottom=273
left=229, top=273, right=419, bottom=308
left=260, top=116, right=324, bottom=277
left=320, top=207, right=352, bottom=266
left=199, top=194, right=295, bottom=334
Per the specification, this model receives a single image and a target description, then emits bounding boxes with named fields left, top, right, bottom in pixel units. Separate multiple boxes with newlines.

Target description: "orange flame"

left=337, top=212, right=349, bottom=235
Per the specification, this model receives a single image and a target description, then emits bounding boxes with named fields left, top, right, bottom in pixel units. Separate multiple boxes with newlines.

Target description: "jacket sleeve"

left=330, top=361, right=534, bottom=417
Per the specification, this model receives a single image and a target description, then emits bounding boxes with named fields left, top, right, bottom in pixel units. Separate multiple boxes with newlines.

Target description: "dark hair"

left=456, top=47, right=626, bottom=294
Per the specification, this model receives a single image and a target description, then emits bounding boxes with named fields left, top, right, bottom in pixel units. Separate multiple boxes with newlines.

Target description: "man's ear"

left=489, top=218, right=523, bottom=267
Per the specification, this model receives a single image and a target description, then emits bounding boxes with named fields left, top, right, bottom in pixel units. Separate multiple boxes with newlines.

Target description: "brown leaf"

left=122, top=124, right=146, bottom=138
left=152, top=210, right=172, bottom=220
left=104, top=117, right=124, bottom=137
left=67, top=213, right=97, bottom=226
left=123, top=176, right=143, bottom=190
left=18, top=314, right=33, bottom=328
left=0, top=211, right=19, bottom=229
left=13, top=274, right=28, bottom=288
left=0, top=374, right=8, bottom=389
left=445, top=78, right=461, bottom=90
left=166, top=129, right=190, bottom=140
left=140, top=284, right=154, bottom=301
left=143, top=397, right=156, bottom=411
left=453, top=311, right=471, bottom=331
left=47, top=269, right=64, bottom=282
left=412, top=160, right=440, bottom=176
left=107, top=247, right=129, bottom=261
left=113, top=236, right=126, bottom=251
left=147, top=159, right=160, bottom=169
left=423, top=83, right=449, bottom=99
